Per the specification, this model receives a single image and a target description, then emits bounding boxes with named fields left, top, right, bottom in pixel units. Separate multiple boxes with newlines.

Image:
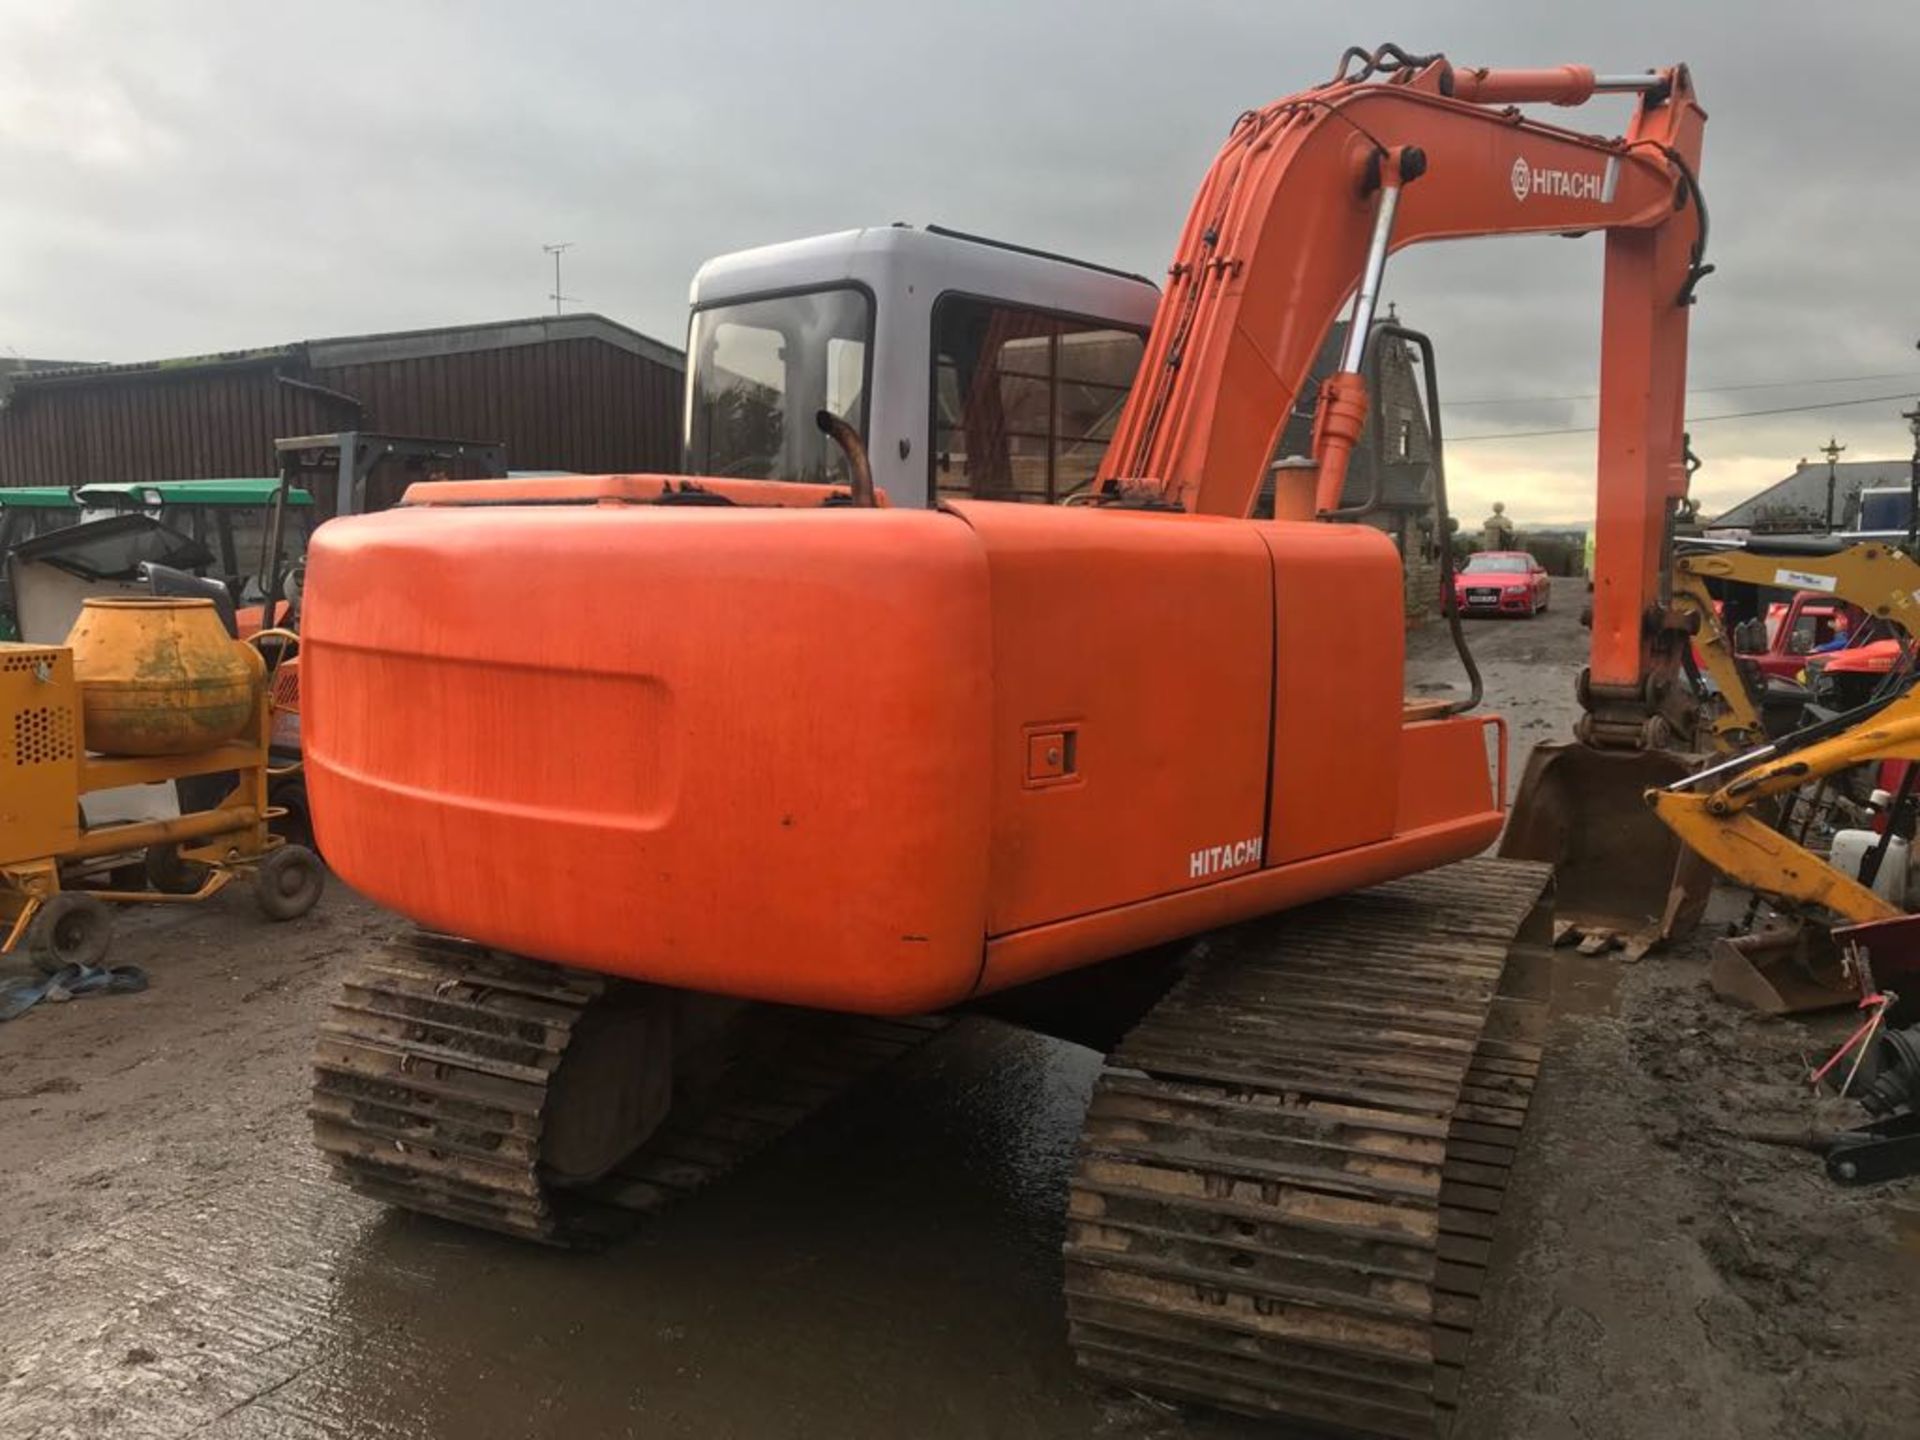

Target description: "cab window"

left=686, top=287, right=873, bottom=485
left=931, top=296, right=1144, bottom=504
left=1787, top=611, right=1842, bottom=655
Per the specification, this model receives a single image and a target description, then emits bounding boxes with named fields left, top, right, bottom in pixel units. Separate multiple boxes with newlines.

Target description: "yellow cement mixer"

left=0, top=597, right=323, bottom=971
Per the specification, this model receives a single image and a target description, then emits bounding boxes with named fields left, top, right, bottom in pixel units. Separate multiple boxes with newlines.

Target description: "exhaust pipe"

left=816, top=411, right=876, bottom=508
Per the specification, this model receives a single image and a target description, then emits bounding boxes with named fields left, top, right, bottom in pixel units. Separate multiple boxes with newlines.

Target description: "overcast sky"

left=2, top=0, right=1916, bottom=522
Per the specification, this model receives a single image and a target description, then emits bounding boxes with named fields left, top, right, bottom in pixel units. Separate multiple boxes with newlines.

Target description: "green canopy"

left=73, top=478, right=312, bottom=507
left=0, top=486, right=80, bottom=508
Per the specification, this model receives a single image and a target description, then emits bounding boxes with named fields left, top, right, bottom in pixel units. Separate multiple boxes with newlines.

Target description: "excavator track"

left=311, top=931, right=943, bottom=1245
left=1064, top=856, right=1554, bottom=1440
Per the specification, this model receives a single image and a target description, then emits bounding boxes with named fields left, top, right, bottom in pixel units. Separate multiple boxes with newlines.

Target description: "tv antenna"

left=543, top=242, right=576, bottom=315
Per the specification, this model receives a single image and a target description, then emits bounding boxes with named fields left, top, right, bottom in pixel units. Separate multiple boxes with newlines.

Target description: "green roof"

left=72, top=478, right=312, bottom=506
left=0, top=486, right=80, bottom=508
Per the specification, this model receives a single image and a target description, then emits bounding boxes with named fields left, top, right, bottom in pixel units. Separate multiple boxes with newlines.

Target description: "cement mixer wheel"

left=145, top=842, right=210, bottom=896
left=29, top=892, right=115, bottom=976
left=254, top=844, right=325, bottom=921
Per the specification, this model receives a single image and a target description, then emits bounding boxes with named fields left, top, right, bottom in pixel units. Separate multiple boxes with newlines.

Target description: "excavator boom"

left=1089, top=49, right=1712, bottom=949
left=1103, top=53, right=1706, bottom=710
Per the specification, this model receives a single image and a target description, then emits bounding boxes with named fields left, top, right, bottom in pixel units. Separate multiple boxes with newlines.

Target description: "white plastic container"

left=1830, top=828, right=1910, bottom=907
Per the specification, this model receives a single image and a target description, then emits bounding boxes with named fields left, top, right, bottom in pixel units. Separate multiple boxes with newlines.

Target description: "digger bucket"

left=1709, top=923, right=1858, bottom=1015
left=1501, top=741, right=1715, bottom=954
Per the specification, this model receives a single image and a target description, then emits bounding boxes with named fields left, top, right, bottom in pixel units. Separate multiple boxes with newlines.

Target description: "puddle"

left=1893, top=1205, right=1920, bottom=1259
left=1551, top=951, right=1626, bottom=1019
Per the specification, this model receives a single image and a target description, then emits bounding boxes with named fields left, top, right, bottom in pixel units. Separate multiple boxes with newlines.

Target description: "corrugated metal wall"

left=316, top=338, right=681, bottom=476
left=0, top=367, right=330, bottom=486
left=0, top=335, right=683, bottom=488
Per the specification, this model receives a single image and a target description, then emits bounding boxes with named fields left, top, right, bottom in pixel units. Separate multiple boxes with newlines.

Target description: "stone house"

left=1257, top=318, right=1442, bottom=622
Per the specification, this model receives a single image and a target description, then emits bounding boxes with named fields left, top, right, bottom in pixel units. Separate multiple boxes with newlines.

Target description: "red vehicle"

left=1807, top=634, right=1906, bottom=707
left=1454, top=549, right=1550, bottom=617
left=1739, top=592, right=1861, bottom=681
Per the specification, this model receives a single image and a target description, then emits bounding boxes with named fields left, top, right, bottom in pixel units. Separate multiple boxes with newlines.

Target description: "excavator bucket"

left=1501, top=741, right=1715, bottom=955
left=1709, top=922, right=1858, bottom=1015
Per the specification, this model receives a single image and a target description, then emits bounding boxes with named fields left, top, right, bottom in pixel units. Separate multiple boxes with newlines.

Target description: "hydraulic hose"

left=1325, top=322, right=1480, bottom=714
left=1383, top=324, right=1481, bottom=715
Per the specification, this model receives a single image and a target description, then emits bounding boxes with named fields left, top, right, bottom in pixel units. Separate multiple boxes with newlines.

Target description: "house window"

left=931, top=296, right=1144, bottom=504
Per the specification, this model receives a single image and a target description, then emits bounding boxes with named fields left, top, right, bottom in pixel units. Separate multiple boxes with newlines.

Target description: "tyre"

left=106, top=860, right=148, bottom=892
left=145, top=842, right=211, bottom=896
left=254, top=844, right=326, bottom=922
left=28, top=892, right=114, bottom=976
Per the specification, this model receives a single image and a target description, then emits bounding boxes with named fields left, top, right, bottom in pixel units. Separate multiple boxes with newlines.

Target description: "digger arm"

left=1648, top=797, right=1901, bottom=923
left=1647, top=683, right=1920, bottom=923
left=1676, top=543, right=1920, bottom=633
left=1673, top=543, right=1920, bottom=752
left=1672, top=568, right=1765, bottom=749
left=1101, top=51, right=1706, bottom=729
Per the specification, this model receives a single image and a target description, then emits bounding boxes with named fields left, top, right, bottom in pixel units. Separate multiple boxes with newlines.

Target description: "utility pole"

left=543, top=242, right=574, bottom=316
left=1821, top=434, right=1846, bottom=531
left=1904, top=398, right=1920, bottom=556
left=1906, top=337, right=1920, bottom=554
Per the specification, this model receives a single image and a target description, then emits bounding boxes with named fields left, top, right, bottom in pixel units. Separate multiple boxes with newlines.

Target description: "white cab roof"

left=690, top=225, right=1160, bottom=326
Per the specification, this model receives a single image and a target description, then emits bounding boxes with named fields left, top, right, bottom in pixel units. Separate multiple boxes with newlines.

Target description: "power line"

left=1444, top=368, right=1920, bottom=409
left=1449, top=390, right=1920, bottom=443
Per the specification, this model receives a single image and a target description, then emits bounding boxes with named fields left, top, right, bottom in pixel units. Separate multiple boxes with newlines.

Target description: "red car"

left=1454, top=551, right=1551, bottom=617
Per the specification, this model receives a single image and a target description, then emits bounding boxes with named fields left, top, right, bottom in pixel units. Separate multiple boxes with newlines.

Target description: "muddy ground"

left=2, top=577, right=1917, bottom=1439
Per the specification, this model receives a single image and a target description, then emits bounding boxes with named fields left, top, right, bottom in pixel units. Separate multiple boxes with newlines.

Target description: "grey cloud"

left=1, top=0, right=1915, bottom=516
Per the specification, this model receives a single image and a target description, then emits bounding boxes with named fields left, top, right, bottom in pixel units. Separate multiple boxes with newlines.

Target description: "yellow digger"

left=1650, top=676, right=1920, bottom=1010
left=1644, top=535, right=1920, bottom=1010
left=1673, top=537, right=1920, bottom=752
left=1506, top=534, right=1920, bottom=962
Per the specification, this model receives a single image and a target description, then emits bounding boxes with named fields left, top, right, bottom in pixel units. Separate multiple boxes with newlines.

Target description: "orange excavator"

left=302, top=46, right=1707, bottom=1438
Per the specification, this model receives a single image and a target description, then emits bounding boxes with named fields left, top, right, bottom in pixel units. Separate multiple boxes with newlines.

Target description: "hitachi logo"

left=1190, top=837, right=1263, bottom=879
left=1510, top=155, right=1619, bottom=204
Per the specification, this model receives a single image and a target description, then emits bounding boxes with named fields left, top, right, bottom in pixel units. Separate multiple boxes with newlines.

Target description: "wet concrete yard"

left=3, top=581, right=1917, bottom=1438
left=0, top=904, right=1239, bottom=1440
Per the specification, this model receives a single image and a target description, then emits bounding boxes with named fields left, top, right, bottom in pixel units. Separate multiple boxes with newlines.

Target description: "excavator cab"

left=684, top=226, right=1161, bottom=507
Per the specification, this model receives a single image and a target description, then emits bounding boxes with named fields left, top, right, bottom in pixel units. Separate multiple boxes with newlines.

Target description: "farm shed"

left=0, top=313, right=684, bottom=487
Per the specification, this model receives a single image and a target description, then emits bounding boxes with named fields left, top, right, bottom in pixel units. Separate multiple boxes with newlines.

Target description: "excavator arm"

left=1649, top=683, right=1920, bottom=926
left=1101, top=50, right=1707, bottom=723
left=1674, top=542, right=1920, bottom=750
left=1674, top=567, right=1767, bottom=746
left=1094, top=48, right=1711, bottom=948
